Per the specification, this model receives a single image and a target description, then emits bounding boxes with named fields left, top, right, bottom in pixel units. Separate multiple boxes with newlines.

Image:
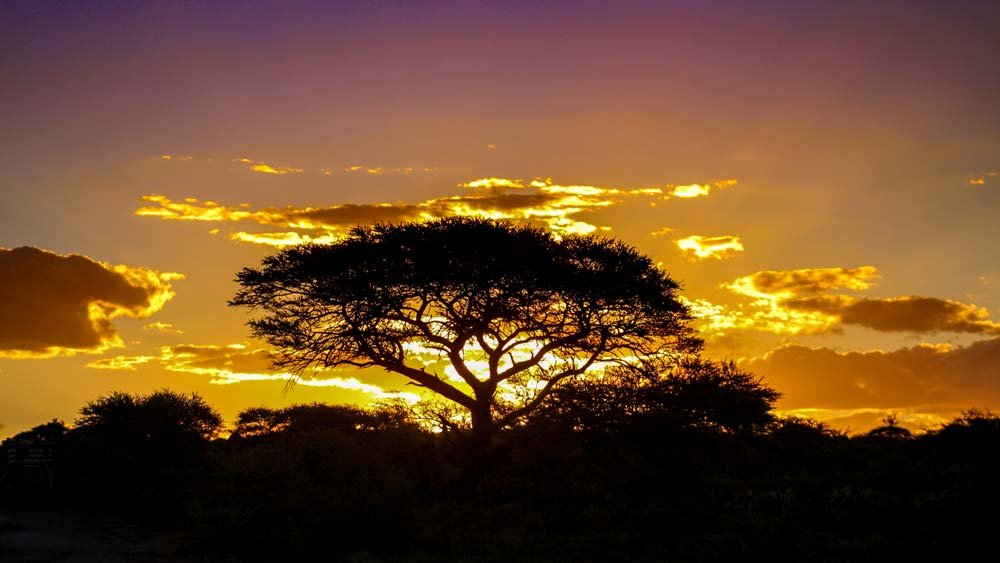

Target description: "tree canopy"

left=231, top=217, right=701, bottom=439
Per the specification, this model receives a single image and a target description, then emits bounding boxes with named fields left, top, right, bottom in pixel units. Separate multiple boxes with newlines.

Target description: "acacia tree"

left=231, top=218, right=701, bottom=442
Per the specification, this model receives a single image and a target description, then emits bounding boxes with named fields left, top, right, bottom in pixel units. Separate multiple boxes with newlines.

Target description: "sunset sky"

left=2, top=0, right=999, bottom=438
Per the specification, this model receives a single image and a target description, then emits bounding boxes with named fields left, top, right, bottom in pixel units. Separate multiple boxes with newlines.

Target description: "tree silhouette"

left=231, top=218, right=701, bottom=442
left=76, top=389, right=222, bottom=444
left=1, top=419, right=68, bottom=447
left=865, top=412, right=912, bottom=440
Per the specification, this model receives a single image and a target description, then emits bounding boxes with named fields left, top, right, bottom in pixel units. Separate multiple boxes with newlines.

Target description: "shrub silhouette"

left=528, top=359, right=779, bottom=434
left=231, top=402, right=414, bottom=439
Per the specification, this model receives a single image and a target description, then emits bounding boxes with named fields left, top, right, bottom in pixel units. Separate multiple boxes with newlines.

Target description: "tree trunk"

left=470, top=400, right=495, bottom=449
left=451, top=400, right=494, bottom=496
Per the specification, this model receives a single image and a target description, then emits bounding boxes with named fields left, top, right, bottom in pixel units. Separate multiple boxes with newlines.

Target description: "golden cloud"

left=682, top=295, right=837, bottom=336
left=0, top=247, right=180, bottom=358
left=344, top=165, right=434, bottom=175
left=670, top=184, right=711, bottom=198
left=670, top=179, right=737, bottom=198
left=675, top=235, right=744, bottom=260
left=137, top=177, right=738, bottom=245
left=143, top=322, right=183, bottom=334
left=683, top=266, right=876, bottom=336
left=748, top=338, right=1000, bottom=417
left=234, top=157, right=303, bottom=175
left=725, top=266, right=880, bottom=300
left=86, top=354, right=156, bottom=370
left=229, top=231, right=343, bottom=247
left=689, top=266, right=1000, bottom=337
left=968, top=171, right=996, bottom=186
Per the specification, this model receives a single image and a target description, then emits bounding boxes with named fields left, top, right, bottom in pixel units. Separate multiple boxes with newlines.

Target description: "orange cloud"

left=748, top=338, right=1000, bottom=421
left=0, top=247, right=180, bottom=358
left=675, top=235, right=744, bottom=260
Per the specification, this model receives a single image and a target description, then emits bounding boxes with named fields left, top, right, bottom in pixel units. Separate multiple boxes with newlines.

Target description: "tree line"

left=3, top=387, right=999, bottom=561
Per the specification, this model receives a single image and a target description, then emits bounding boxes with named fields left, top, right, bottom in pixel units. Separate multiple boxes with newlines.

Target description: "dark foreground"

left=3, top=400, right=999, bottom=562
left=0, top=508, right=231, bottom=563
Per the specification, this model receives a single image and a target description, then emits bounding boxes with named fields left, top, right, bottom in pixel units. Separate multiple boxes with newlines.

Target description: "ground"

left=0, top=509, right=229, bottom=563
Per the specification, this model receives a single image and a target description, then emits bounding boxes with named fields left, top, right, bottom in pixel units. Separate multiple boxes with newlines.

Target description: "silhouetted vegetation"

left=3, top=386, right=999, bottom=562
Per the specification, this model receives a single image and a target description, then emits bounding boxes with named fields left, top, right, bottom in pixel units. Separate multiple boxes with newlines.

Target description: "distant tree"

left=865, top=412, right=912, bottom=440
left=927, top=408, right=1000, bottom=445
left=1, top=419, right=68, bottom=448
left=231, top=218, right=701, bottom=443
left=529, top=359, right=779, bottom=434
left=768, top=416, right=846, bottom=450
left=76, top=389, right=222, bottom=442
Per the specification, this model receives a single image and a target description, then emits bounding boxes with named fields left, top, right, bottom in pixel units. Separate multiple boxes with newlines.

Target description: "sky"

left=2, top=0, right=999, bottom=437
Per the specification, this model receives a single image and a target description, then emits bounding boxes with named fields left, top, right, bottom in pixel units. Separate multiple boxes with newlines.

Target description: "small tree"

left=69, top=390, right=222, bottom=510
left=231, top=218, right=701, bottom=442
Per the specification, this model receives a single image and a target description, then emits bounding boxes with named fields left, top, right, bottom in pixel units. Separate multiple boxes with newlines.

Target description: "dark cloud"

left=787, top=296, right=1000, bottom=335
left=0, top=247, right=179, bottom=357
